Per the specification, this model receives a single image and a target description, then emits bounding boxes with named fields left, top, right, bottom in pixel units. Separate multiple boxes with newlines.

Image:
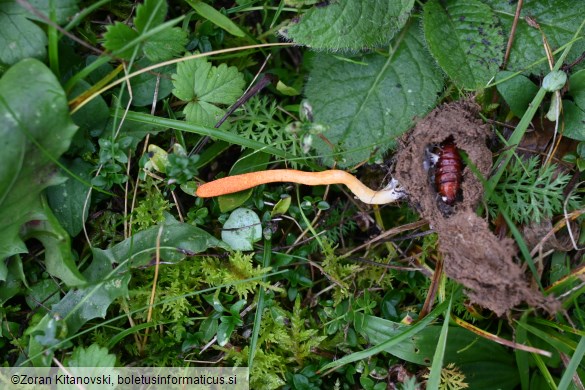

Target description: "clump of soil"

left=393, top=101, right=559, bottom=316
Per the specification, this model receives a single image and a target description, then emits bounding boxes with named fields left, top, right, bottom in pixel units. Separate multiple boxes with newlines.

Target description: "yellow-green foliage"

left=354, top=257, right=394, bottom=290
left=132, top=177, right=171, bottom=231
left=423, top=363, right=469, bottom=390
left=321, top=240, right=360, bottom=304
left=225, top=346, right=287, bottom=389
left=127, top=258, right=203, bottom=340
left=420, top=232, right=439, bottom=263
left=199, top=252, right=277, bottom=299
left=281, top=296, right=327, bottom=366
left=225, top=297, right=326, bottom=389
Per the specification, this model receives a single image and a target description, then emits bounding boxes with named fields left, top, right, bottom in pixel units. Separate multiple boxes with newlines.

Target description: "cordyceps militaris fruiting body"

left=195, top=169, right=404, bottom=205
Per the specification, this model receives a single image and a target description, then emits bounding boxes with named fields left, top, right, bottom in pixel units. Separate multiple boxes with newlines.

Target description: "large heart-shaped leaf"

left=305, top=25, right=443, bottom=167
left=283, top=0, right=414, bottom=50
left=423, top=0, right=505, bottom=89
left=483, top=0, right=585, bottom=74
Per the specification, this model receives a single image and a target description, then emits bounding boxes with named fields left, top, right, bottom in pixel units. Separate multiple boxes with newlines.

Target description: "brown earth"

left=393, top=101, right=559, bottom=316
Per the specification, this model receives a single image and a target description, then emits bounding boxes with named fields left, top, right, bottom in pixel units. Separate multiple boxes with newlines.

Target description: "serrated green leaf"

left=172, top=55, right=245, bottom=127
left=102, top=0, right=186, bottom=61
left=143, top=27, right=188, bottom=62
left=66, top=344, right=116, bottom=367
left=186, top=0, right=245, bottom=38
left=305, top=26, right=443, bottom=167
left=102, top=22, right=140, bottom=58
left=423, top=0, right=504, bottom=89
left=496, top=71, right=539, bottom=117
left=282, top=0, right=414, bottom=50
left=484, top=0, right=585, bottom=74
left=134, top=0, right=167, bottom=32
left=221, top=208, right=262, bottom=251
left=0, top=59, right=78, bottom=261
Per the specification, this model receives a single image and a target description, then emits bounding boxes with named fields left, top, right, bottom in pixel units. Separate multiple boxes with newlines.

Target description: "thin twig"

left=141, top=225, right=164, bottom=353
left=502, top=0, right=524, bottom=69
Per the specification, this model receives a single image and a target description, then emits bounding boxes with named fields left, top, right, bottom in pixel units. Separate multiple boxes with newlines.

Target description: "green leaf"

left=46, top=159, right=93, bottom=237
left=423, top=0, right=504, bottom=89
left=99, top=213, right=228, bottom=270
left=102, top=0, right=187, bottom=61
left=305, top=25, right=443, bottom=167
left=282, top=0, right=414, bottom=50
left=484, top=0, right=585, bottom=74
left=69, top=80, right=110, bottom=151
left=25, top=279, right=60, bottom=313
left=558, top=336, right=585, bottom=390
left=118, top=111, right=289, bottom=159
left=20, top=199, right=86, bottom=286
left=66, top=344, right=116, bottom=367
left=0, top=12, right=47, bottom=65
left=121, top=58, right=174, bottom=107
left=358, top=314, right=518, bottom=390
left=0, top=59, right=78, bottom=261
left=0, top=0, right=78, bottom=65
left=217, top=319, right=236, bottom=347
left=218, top=151, right=271, bottom=213
left=20, top=0, right=78, bottom=24
left=426, top=299, right=452, bottom=389
left=134, top=0, right=168, bottom=32
left=221, top=208, right=262, bottom=251
left=542, top=70, right=567, bottom=92
left=186, top=0, right=246, bottom=38
left=102, top=22, right=140, bottom=58
left=322, top=301, right=449, bottom=372
left=172, top=54, right=245, bottom=127
left=271, top=195, right=291, bottom=217
left=569, top=69, right=585, bottom=111
left=135, top=0, right=188, bottom=62
left=563, top=101, right=585, bottom=141
left=26, top=214, right=226, bottom=364
left=73, top=215, right=225, bottom=331
left=496, top=71, right=539, bottom=117
left=143, top=27, right=188, bottom=62
left=0, top=257, right=26, bottom=304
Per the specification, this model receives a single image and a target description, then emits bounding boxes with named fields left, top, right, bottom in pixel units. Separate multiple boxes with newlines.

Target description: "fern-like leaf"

left=491, top=157, right=578, bottom=224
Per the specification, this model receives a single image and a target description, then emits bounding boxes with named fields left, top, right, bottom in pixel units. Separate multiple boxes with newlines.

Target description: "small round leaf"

left=221, top=208, right=262, bottom=251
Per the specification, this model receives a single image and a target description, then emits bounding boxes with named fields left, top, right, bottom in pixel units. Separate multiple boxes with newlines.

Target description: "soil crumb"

left=394, top=101, right=559, bottom=316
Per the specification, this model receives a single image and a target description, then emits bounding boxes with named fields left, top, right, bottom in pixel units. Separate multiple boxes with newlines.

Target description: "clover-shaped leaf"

left=172, top=55, right=245, bottom=127
left=102, top=0, right=187, bottom=61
